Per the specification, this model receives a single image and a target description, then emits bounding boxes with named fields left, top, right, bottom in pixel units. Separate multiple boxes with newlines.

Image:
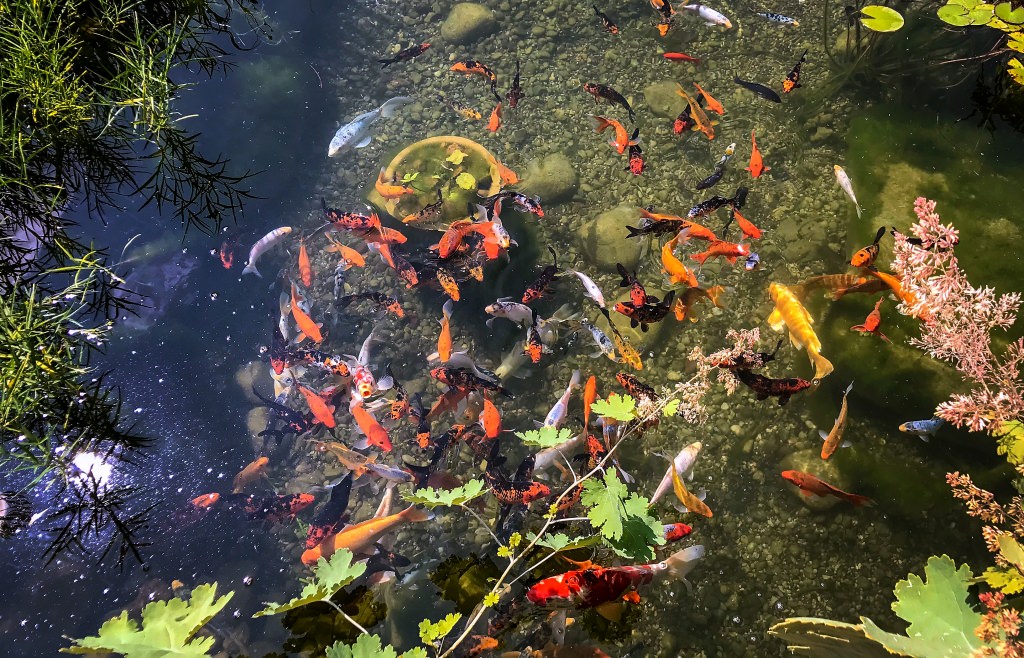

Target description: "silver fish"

left=242, top=226, right=293, bottom=278
left=543, top=369, right=581, bottom=429
left=565, top=269, right=607, bottom=309
left=328, top=96, right=414, bottom=158
left=579, top=318, right=617, bottom=361
left=833, top=165, right=863, bottom=218
left=485, top=297, right=534, bottom=329
left=650, top=441, right=703, bottom=504
left=681, top=4, right=733, bottom=28
left=534, top=429, right=587, bottom=474
left=756, top=11, right=799, bottom=26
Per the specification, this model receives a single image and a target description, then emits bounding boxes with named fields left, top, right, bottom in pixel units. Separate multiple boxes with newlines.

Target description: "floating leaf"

left=63, top=583, right=233, bottom=657
left=590, top=393, right=637, bottom=421
left=516, top=426, right=576, bottom=448
left=580, top=470, right=664, bottom=560
left=604, top=492, right=665, bottom=561
left=980, top=566, right=1024, bottom=595
left=401, top=171, right=420, bottom=183
left=662, top=399, right=681, bottom=417
left=325, top=635, right=425, bottom=658
left=769, top=617, right=894, bottom=657
left=402, top=479, right=485, bottom=508
left=860, top=555, right=982, bottom=657
left=455, top=172, right=477, bottom=190
left=446, top=149, right=468, bottom=165
left=527, top=531, right=602, bottom=552
left=1010, top=57, right=1024, bottom=84
left=859, top=5, right=905, bottom=31
left=995, top=1, right=1024, bottom=23
left=419, top=612, right=462, bottom=644
left=998, top=533, right=1024, bottom=572
left=937, top=1, right=993, bottom=25
left=254, top=550, right=366, bottom=617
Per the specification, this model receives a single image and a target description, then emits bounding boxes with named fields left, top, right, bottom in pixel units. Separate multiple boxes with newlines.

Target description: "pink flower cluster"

left=892, top=197, right=1024, bottom=432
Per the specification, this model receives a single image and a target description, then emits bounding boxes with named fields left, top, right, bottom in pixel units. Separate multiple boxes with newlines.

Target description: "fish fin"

left=800, top=489, right=812, bottom=496
left=778, top=395, right=791, bottom=406
left=353, top=437, right=370, bottom=450
left=766, top=309, right=784, bottom=331
left=920, top=436, right=930, bottom=443
left=663, top=545, right=705, bottom=579
left=425, top=351, right=440, bottom=362
left=856, top=205, right=863, bottom=218
left=376, top=376, right=394, bottom=391
left=400, top=505, right=434, bottom=522
left=841, top=440, right=852, bottom=449
left=818, top=430, right=829, bottom=442
left=242, top=262, right=262, bottom=278
left=356, top=135, right=373, bottom=148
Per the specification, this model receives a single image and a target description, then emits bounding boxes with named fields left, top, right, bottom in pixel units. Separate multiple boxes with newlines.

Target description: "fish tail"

left=242, top=262, right=261, bottom=278
left=845, top=493, right=873, bottom=507
left=625, top=225, right=646, bottom=238
left=380, top=96, right=414, bottom=118
left=856, top=204, right=863, bottom=218
left=379, top=58, right=393, bottom=68
left=809, top=351, right=834, bottom=382
left=662, top=545, right=705, bottom=579
left=400, top=504, right=434, bottom=522
left=590, top=115, right=612, bottom=133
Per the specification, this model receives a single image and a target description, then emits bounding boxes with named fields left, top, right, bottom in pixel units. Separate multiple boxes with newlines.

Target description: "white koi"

left=681, top=4, right=733, bottom=28
left=834, top=165, right=863, bottom=218
left=543, top=370, right=582, bottom=429
left=242, top=226, right=293, bottom=278
left=565, top=269, right=608, bottom=309
left=328, top=96, right=414, bottom=158
left=650, top=441, right=703, bottom=504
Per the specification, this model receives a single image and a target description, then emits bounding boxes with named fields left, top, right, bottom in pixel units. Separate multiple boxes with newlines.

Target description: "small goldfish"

left=820, top=382, right=854, bottom=459
left=689, top=239, right=750, bottom=265
left=745, top=130, right=769, bottom=178
left=781, top=470, right=871, bottom=506
left=851, top=226, right=887, bottom=268
left=298, top=384, right=336, bottom=428
left=731, top=207, right=762, bottom=240
left=672, top=285, right=724, bottom=322
left=487, top=101, right=502, bottom=132
left=297, top=239, right=313, bottom=287
left=663, top=52, right=701, bottom=63
left=693, top=82, right=724, bottom=114
left=591, top=115, right=638, bottom=154
left=351, top=400, right=392, bottom=452
left=290, top=283, right=323, bottom=344
left=850, top=297, right=890, bottom=343
left=480, top=395, right=502, bottom=439
left=232, top=457, right=269, bottom=494
left=661, top=235, right=698, bottom=287
left=583, top=375, right=598, bottom=427
left=374, top=168, right=416, bottom=199
left=437, top=299, right=454, bottom=362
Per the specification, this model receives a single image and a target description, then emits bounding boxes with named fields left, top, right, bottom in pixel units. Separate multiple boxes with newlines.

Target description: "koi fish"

left=291, top=283, right=323, bottom=344
left=480, top=395, right=502, bottom=439
left=484, top=457, right=551, bottom=505
left=232, top=457, right=269, bottom=494
left=820, top=382, right=854, bottom=459
left=451, top=60, right=500, bottom=101
left=190, top=492, right=220, bottom=509
left=673, top=102, right=695, bottom=134
left=783, top=49, right=807, bottom=93
left=781, top=470, right=871, bottom=506
left=661, top=236, right=698, bottom=287
left=734, top=76, right=782, bottom=103
left=351, top=400, right=392, bottom=452
left=734, top=369, right=812, bottom=406
left=663, top=52, right=701, bottom=63
left=687, top=195, right=732, bottom=221
left=375, top=168, right=416, bottom=199
left=565, top=269, right=608, bottom=310
left=710, top=339, right=782, bottom=371
left=594, top=5, right=619, bottom=33
left=625, top=141, right=645, bottom=175
left=583, top=83, right=636, bottom=122
left=583, top=375, right=599, bottom=427
left=305, top=475, right=352, bottom=549
left=681, top=3, right=732, bottom=27
left=671, top=463, right=712, bottom=517
left=614, top=291, right=675, bottom=332
left=436, top=299, right=455, bottom=362
left=851, top=226, right=887, bottom=268
left=487, top=101, right=502, bottom=132
left=744, top=253, right=761, bottom=270
left=298, top=384, right=337, bottom=428
left=506, top=59, right=525, bottom=108
left=322, top=198, right=381, bottom=231
left=862, top=267, right=921, bottom=315
left=432, top=218, right=475, bottom=259
left=672, top=285, right=724, bottom=322
left=689, top=239, right=750, bottom=265
left=675, top=86, right=714, bottom=139
left=617, top=262, right=650, bottom=307
left=242, top=226, right=293, bottom=278
left=834, top=165, right=862, bottom=217
left=731, top=207, right=762, bottom=240
left=899, top=416, right=945, bottom=441
left=655, top=0, right=675, bottom=36
left=486, top=297, right=534, bottom=328
left=616, top=372, right=655, bottom=400
left=578, top=318, right=617, bottom=362
left=693, top=83, right=724, bottom=114
left=431, top=366, right=513, bottom=398
left=440, top=94, right=482, bottom=121
left=696, top=165, right=724, bottom=190
left=297, top=239, right=314, bottom=287
left=526, top=546, right=705, bottom=608
left=301, top=505, right=432, bottom=564
left=591, top=115, right=639, bottom=154
left=379, top=42, right=430, bottom=67
left=609, top=324, right=643, bottom=370
left=544, top=370, right=581, bottom=429
left=745, top=130, right=769, bottom=178
left=328, top=96, right=413, bottom=157
left=650, top=441, right=702, bottom=504
left=663, top=522, right=694, bottom=543
left=325, top=235, right=366, bottom=269
left=795, top=273, right=888, bottom=301
left=757, top=11, right=799, bottom=26
left=479, top=190, right=544, bottom=217
left=522, top=247, right=561, bottom=303
left=337, top=292, right=404, bottom=318
left=218, top=239, right=235, bottom=269
left=851, top=297, right=890, bottom=343
left=766, top=282, right=833, bottom=381
left=235, top=492, right=316, bottom=524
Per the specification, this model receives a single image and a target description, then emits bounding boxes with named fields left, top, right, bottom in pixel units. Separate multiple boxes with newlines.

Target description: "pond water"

left=2, top=1, right=1023, bottom=656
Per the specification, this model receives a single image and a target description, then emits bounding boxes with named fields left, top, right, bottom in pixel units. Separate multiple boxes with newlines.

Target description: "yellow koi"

left=766, top=282, right=833, bottom=381
left=671, top=464, right=712, bottom=518
left=300, top=505, right=432, bottom=565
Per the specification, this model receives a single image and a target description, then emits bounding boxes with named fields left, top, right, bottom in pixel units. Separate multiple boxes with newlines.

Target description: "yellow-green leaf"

left=402, top=479, right=485, bottom=508
left=995, top=1, right=1024, bottom=23
left=662, top=399, right=681, bottom=417
left=455, top=172, right=477, bottom=190
left=998, top=533, right=1024, bottom=571
left=590, top=393, right=637, bottom=421
left=1010, top=57, right=1024, bottom=84
left=254, top=550, right=366, bottom=617
left=446, top=149, right=468, bottom=165
left=419, top=612, right=461, bottom=644
left=980, top=566, right=1024, bottom=594
left=860, top=5, right=905, bottom=31
left=516, top=426, right=576, bottom=448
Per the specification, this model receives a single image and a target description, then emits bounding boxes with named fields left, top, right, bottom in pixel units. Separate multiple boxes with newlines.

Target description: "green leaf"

left=63, top=583, right=233, bottom=657
left=662, top=399, right=681, bottom=417
left=980, top=566, right=1024, bottom=595
left=937, top=1, right=993, bottom=25
left=326, top=634, right=397, bottom=658
left=446, top=149, right=468, bottom=165
left=401, top=649, right=429, bottom=658
left=527, top=531, right=602, bottom=552
left=995, top=2, right=1024, bottom=23
left=860, top=555, right=982, bottom=657
left=769, top=617, right=896, bottom=657
left=516, top=426, right=576, bottom=448
left=401, top=171, right=420, bottom=183
left=590, top=393, right=637, bottom=422
left=419, top=612, right=462, bottom=644
left=995, top=419, right=1024, bottom=462
left=402, top=479, right=486, bottom=508
left=581, top=469, right=630, bottom=540
left=455, top=172, right=477, bottom=190
left=998, top=533, right=1024, bottom=571
left=1010, top=57, right=1024, bottom=84
left=605, top=493, right=665, bottom=561
left=859, top=5, right=905, bottom=31
left=254, top=550, right=367, bottom=617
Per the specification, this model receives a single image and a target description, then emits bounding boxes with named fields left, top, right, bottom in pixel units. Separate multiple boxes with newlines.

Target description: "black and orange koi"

left=733, top=369, right=812, bottom=406
left=337, top=292, right=404, bottom=318
left=321, top=198, right=380, bottom=231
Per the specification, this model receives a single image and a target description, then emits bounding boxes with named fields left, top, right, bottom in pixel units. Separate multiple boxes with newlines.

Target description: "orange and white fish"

left=300, top=505, right=432, bottom=565
left=375, top=168, right=417, bottom=199
left=766, top=282, right=833, bottom=381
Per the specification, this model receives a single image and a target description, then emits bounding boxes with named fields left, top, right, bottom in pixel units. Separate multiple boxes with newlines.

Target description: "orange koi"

left=672, top=285, right=724, bottom=322
left=301, top=505, right=432, bottom=565
left=298, top=385, right=337, bottom=428
left=480, top=395, right=502, bottom=439
left=437, top=267, right=461, bottom=301
left=326, top=237, right=366, bottom=269
left=232, top=457, right=269, bottom=494
left=190, top=493, right=220, bottom=509
left=494, top=157, right=519, bottom=185
left=731, top=207, right=762, bottom=240
left=850, top=296, right=891, bottom=343
left=432, top=219, right=475, bottom=259
left=690, top=239, right=750, bottom=265
left=437, top=299, right=454, bottom=362
left=291, top=283, right=323, bottom=343
left=590, top=115, right=638, bottom=154
left=298, top=239, right=313, bottom=287
left=781, top=470, right=871, bottom=506
left=693, top=82, right=725, bottom=115
left=661, top=235, right=698, bottom=287
left=745, top=130, right=769, bottom=178
left=487, top=101, right=502, bottom=132
left=671, top=463, right=712, bottom=517
left=862, top=268, right=923, bottom=317
left=375, top=168, right=417, bottom=199
left=583, top=375, right=598, bottom=427
left=361, top=225, right=407, bottom=245
left=351, top=401, right=392, bottom=452
left=675, top=86, right=714, bottom=140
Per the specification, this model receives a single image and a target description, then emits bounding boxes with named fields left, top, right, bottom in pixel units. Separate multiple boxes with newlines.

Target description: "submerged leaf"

left=63, top=583, right=233, bottom=657
left=769, top=617, right=894, bottom=657
left=860, top=555, right=982, bottom=657
left=527, top=531, right=601, bottom=552
left=455, top=172, right=477, bottom=190
left=590, top=393, right=637, bottom=421
left=859, top=5, right=905, bottom=31
left=402, top=479, right=486, bottom=508
left=401, top=171, right=420, bottom=183
left=254, top=550, right=366, bottom=617
left=516, top=426, right=576, bottom=448
left=446, top=149, right=469, bottom=165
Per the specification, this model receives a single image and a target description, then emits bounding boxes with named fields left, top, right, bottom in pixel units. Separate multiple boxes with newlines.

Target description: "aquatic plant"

left=769, top=555, right=985, bottom=656
left=255, top=549, right=367, bottom=618
left=859, top=5, right=905, bottom=32
left=937, top=0, right=1024, bottom=85
left=63, top=582, right=234, bottom=657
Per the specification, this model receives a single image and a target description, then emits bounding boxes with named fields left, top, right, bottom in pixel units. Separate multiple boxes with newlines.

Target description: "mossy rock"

left=367, top=136, right=502, bottom=226
left=440, top=3, right=497, bottom=45
left=642, top=80, right=688, bottom=119
left=578, top=204, right=643, bottom=273
left=519, top=152, right=578, bottom=205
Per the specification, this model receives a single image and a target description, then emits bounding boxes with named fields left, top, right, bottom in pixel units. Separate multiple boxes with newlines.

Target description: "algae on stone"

left=441, top=3, right=497, bottom=45
left=519, top=153, right=579, bottom=205
left=579, top=204, right=643, bottom=273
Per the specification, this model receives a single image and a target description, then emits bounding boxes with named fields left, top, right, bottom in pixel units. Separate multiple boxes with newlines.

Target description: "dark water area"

left=3, top=1, right=1024, bottom=656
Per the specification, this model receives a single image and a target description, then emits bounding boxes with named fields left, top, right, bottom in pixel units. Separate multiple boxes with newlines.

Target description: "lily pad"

left=995, top=1, right=1024, bottom=23
left=859, top=5, right=905, bottom=31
